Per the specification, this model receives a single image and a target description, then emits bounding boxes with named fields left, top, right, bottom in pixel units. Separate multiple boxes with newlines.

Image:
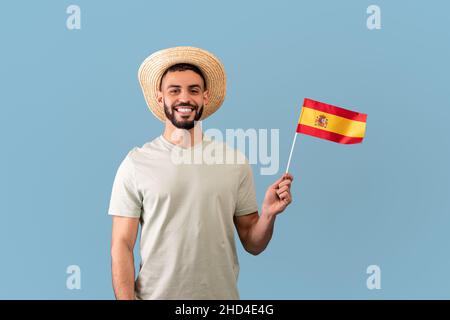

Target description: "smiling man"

left=161, top=64, right=204, bottom=130
left=108, top=46, right=293, bottom=300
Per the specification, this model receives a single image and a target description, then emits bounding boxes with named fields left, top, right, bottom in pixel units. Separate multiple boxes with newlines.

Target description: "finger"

left=271, top=175, right=286, bottom=188
left=278, top=175, right=292, bottom=188
left=284, top=195, right=292, bottom=204
left=278, top=190, right=290, bottom=200
left=278, top=179, right=292, bottom=188
left=277, top=185, right=289, bottom=196
left=280, top=192, right=292, bottom=204
left=272, top=173, right=294, bottom=190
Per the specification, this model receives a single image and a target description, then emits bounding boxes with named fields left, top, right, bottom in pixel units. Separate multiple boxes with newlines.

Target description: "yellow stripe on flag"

left=299, top=107, right=366, bottom=138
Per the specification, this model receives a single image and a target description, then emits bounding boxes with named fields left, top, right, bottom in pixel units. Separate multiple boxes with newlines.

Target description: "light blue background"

left=1, top=0, right=449, bottom=299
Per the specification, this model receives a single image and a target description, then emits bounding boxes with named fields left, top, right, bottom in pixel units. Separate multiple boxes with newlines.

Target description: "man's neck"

left=163, top=121, right=203, bottom=148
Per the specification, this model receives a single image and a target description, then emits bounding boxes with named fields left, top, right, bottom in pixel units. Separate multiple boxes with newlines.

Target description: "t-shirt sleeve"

left=108, top=153, right=142, bottom=218
left=234, top=161, right=259, bottom=217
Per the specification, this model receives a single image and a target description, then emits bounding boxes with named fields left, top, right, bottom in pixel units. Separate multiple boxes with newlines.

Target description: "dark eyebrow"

left=166, top=84, right=202, bottom=91
left=166, top=84, right=202, bottom=89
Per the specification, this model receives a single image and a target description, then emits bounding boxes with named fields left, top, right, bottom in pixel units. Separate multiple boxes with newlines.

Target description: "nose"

left=177, top=89, right=194, bottom=104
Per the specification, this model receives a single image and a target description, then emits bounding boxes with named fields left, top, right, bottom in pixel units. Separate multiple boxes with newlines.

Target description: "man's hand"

left=234, top=173, right=294, bottom=255
left=262, top=173, right=294, bottom=218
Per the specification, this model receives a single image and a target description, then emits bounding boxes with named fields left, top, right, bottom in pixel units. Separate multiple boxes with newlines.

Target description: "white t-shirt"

left=108, top=134, right=259, bottom=299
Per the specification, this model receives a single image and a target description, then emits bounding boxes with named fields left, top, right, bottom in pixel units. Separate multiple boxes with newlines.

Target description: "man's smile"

left=174, top=106, right=195, bottom=116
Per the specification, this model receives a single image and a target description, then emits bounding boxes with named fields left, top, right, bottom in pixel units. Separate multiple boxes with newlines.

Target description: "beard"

left=163, top=101, right=204, bottom=130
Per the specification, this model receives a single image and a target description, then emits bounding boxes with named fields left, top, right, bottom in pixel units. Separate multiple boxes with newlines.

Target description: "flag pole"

left=285, top=131, right=298, bottom=173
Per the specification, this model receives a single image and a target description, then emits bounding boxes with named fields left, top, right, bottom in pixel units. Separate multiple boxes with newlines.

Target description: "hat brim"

left=138, top=46, right=226, bottom=122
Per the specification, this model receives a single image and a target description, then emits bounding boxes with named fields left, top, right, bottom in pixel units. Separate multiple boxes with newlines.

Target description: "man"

left=109, top=46, right=294, bottom=300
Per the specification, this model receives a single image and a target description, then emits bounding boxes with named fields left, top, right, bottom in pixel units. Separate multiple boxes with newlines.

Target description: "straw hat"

left=138, top=46, right=226, bottom=122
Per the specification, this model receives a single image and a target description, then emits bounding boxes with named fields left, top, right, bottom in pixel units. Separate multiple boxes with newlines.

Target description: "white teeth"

left=177, top=108, right=192, bottom=113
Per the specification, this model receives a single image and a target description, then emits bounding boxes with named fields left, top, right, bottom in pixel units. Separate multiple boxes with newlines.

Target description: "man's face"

left=157, top=70, right=209, bottom=130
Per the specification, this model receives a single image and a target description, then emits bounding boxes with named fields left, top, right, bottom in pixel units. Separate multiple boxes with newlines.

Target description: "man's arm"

left=233, top=211, right=276, bottom=255
left=234, top=173, right=293, bottom=255
left=111, top=216, right=139, bottom=300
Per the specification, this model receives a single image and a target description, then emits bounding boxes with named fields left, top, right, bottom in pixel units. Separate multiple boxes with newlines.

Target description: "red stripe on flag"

left=303, top=98, right=367, bottom=122
left=296, top=124, right=364, bottom=144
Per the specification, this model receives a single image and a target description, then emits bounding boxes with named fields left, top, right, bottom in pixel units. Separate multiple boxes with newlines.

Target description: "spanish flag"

left=296, top=98, right=367, bottom=144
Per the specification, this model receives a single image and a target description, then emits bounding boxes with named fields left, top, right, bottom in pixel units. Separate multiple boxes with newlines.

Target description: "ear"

left=203, top=89, right=209, bottom=106
left=156, top=90, right=164, bottom=108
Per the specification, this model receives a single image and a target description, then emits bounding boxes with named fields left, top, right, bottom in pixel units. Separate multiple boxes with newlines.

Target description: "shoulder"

left=125, top=136, right=162, bottom=162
